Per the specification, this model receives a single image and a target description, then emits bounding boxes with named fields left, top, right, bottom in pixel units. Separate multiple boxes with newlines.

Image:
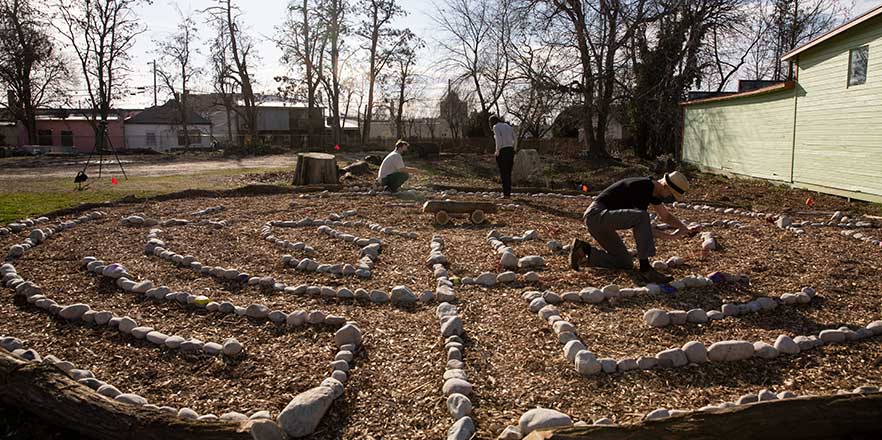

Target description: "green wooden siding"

left=682, top=14, right=882, bottom=203
left=793, top=18, right=882, bottom=199
left=683, top=90, right=795, bottom=182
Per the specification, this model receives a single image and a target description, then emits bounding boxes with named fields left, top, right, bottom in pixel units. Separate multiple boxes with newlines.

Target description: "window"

left=37, top=129, right=52, bottom=146
left=848, top=45, right=869, bottom=87
left=177, top=129, right=201, bottom=146
left=145, top=132, right=156, bottom=146
left=60, top=131, right=74, bottom=147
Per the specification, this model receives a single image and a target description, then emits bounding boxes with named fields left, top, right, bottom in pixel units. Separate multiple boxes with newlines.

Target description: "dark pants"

left=381, top=172, right=408, bottom=192
left=496, top=147, right=514, bottom=197
left=584, top=202, right=656, bottom=269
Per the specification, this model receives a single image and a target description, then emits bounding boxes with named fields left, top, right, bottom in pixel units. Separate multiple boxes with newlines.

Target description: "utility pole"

left=152, top=60, right=157, bottom=107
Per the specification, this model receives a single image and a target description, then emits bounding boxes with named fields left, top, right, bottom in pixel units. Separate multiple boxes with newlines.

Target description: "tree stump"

left=292, top=153, right=338, bottom=186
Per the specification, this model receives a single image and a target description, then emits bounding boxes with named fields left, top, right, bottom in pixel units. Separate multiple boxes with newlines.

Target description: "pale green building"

left=682, top=5, right=882, bottom=203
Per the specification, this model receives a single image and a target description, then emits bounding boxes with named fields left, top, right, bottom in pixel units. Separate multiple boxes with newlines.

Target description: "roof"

left=681, top=81, right=795, bottom=106
left=125, top=103, right=211, bottom=125
left=782, top=4, right=882, bottom=61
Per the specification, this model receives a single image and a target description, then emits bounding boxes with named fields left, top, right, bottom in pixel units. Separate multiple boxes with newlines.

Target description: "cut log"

left=422, top=200, right=498, bottom=215
left=0, top=350, right=251, bottom=439
left=292, top=153, right=338, bottom=186
left=470, top=210, right=485, bottom=224
left=435, top=211, right=450, bottom=225
left=526, top=392, right=882, bottom=440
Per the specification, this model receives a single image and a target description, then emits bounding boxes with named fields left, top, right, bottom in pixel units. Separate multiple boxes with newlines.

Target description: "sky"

left=121, top=0, right=443, bottom=108
left=117, top=0, right=882, bottom=109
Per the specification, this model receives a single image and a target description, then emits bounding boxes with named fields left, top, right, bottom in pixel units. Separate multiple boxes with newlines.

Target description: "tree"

left=439, top=84, right=467, bottom=139
left=355, top=0, right=405, bottom=144
left=318, top=0, right=348, bottom=146
left=505, top=80, right=562, bottom=142
left=208, top=14, right=236, bottom=144
left=205, top=0, right=258, bottom=145
left=0, top=0, right=70, bottom=145
left=276, top=0, right=326, bottom=148
left=53, top=0, right=144, bottom=151
left=763, top=0, right=849, bottom=80
left=433, top=0, right=513, bottom=134
left=629, top=0, right=743, bottom=158
left=156, top=12, right=201, bottom=148
left=511, top=0, right=659, bottom=158
left=379, top=30, right=423, bottom=140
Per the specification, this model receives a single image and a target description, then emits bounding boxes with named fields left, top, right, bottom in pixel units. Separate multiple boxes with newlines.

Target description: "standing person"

left=490, top=115, right=516, bottom=198
left=377, top=139, right=414, bottom=193
left=569, top=171, right=699, bottom=284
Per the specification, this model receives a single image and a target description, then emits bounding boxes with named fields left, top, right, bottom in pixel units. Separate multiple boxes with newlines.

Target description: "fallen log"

left=0, top=350, right=251, bottom=440
left=525, top=392, right=882, bottom=440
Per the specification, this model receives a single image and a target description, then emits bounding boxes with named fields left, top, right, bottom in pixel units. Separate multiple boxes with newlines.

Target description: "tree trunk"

left=0, top=351, right=252, bottom=440
left=292, top=152, right=339, bottom=185
left=529, top=392, right=882, bottom=440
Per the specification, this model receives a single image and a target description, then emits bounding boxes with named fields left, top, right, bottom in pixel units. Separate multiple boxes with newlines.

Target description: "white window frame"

left=847, top=45, right=869, bottom=87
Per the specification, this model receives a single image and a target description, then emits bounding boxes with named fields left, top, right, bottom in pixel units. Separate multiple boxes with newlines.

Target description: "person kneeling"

left=569, top=171, right=699, bottom=284
left=377, top=139, right=414, bottom=193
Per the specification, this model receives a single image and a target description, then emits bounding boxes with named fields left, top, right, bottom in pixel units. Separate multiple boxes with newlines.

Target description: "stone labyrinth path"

left=2, top=189, right=882, bottom=439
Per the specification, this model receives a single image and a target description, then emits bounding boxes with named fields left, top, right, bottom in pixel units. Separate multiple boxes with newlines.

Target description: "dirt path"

left=0, top=154, right=299, bottom=179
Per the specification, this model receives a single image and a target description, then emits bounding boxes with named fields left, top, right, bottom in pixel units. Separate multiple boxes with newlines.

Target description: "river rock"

left=447, top=416, right=476, bottom=440
left=391, top=286, right=417, bottom=304
left=223, top=338, right=243, bottom=356
left=563, top=340, right=586, bottom=363
left=443, top=378, right=473, bottom=396
left=116, top=393, right=148, bottom=406
left=686, top=308, right=708, bottom=324
left=246, top=304, right=270, bottom=319
left=518, top=255, right=545, bottom=269
left=774, top=335, right=799, bottom=354
left=575, top=350, right=601, bottom=376
left=59, top=304, right=91, bottom=321
left=682, top=341, right=707, bottom=364
left=277, top=386, right=338, bottom=438
left=707, top=340, right=754, bottom=362
left=644, top=309, right=670, bottom=327
left=656, top=348, right=688, bottom=368
left=753, top=341, right=779, bottom=359
left=447, top=393, right=473, bottom=419
left=518, top=408, right=573, bottom=435
left=334, top=324, right=363, bottom=347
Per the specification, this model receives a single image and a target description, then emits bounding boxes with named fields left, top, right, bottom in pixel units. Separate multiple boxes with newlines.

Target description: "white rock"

left=391, top=286, right=417, bottom=304
left=442, top=378, right=473, bottom=396
left=686, top=308, right=708, bottom=323
left=563, top=340, right=586, bottom=363
left=447, top=416, right=476, bottom=440
left=575, top=350, right=601, bottom=376
left=753, top=341, right=779, bottom=359
left=656, top=348, right=688, bottom=368
left=447, top=393, right=473, bottom=419
left=334, top=324, right=363, bottom=347
left=580, top=288, right=605, bottom=304
left=475, top=272, right=497, bottom=287
left=644, top=309, right=670, bottom=327
left=645, top=408, right=670, bottom=421
left=496, top=271, right=517, bottom=283
left=517, top=255, right=545, bottom=269
left=518, top=408, right=573, bottom=435
left=59, top=304, right=91, bottom=321
left=498, top=425, right=523, bottom=440
left=223, top=338, right=243, bottom=357
left=277, top=386, right=338, bottom=438
left=707, top=340, right=754, bottom=362
left=115, top=393, right=148, bottom=406
left=682, top=341, right=707, bottom=364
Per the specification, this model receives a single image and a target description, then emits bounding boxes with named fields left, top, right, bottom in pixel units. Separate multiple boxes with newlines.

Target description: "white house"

left=124, top=103, right=213, bottom=152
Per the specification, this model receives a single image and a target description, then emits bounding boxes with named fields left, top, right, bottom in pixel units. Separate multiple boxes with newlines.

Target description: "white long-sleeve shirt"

left=492, top=122, right=516, bottom=155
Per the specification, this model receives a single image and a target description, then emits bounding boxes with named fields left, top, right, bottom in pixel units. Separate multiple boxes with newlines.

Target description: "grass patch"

left=0, top=167, right=288, bottom=223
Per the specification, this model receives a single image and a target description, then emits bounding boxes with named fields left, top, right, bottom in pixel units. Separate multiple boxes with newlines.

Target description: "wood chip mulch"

left=1, top=177, right=881, bottom=438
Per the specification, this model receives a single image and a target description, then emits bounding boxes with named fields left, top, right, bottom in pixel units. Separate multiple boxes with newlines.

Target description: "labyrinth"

left=2, top=188, right=882, bottom=439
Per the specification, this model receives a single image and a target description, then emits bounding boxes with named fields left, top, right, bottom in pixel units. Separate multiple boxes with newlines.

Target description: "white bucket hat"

left=664, top=171, right=690, bottom=201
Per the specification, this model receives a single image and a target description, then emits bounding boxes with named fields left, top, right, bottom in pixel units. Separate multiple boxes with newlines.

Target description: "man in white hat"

left=569, top=171, right=698, bottom=283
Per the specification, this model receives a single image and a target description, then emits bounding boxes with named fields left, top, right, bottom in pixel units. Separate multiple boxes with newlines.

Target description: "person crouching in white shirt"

left=377, top=139, right=414, bottom=193
left=490, top=115, right=516, bottom=198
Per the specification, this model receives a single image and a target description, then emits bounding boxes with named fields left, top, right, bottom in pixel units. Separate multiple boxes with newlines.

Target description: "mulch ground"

left=1, top=172, right=881, bottom=438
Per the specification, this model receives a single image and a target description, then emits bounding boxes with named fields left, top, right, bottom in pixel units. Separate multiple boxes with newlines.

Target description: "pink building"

left=17, top=111, right=128, bottom=154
